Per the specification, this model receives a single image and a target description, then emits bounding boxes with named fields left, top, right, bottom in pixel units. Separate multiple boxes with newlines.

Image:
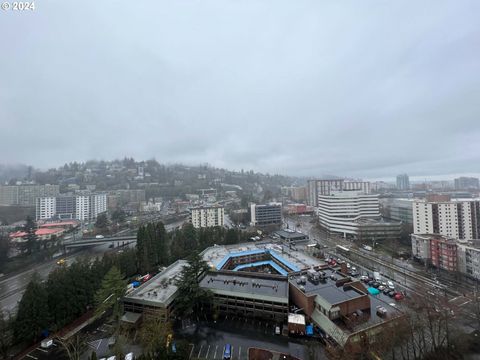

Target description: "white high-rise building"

left=90, top=193, right=107, bottom=219
left=317, top=191, right=380, bottom=236
left=190, top=205, right=224, bottom=228
left=76, top=195, right=90, bottom=221
left=413, top=195, right=480, bottom=240
left=36, top=196, right=56, bottom=220
left=307, top=179, right=370, bottom=207
left=35, top=193, right=107, bottom=221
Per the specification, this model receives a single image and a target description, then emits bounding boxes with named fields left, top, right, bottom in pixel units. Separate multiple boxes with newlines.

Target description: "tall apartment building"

left=411, top=234, right=457, bottom=272
left=430, top=236, right=457, bottom=272
left=457, top=241, right=480, bottom=280
left=0, top=184, right=60, bottom=206
left=190, top=205, right=224, bottom=228
left=250, top=203, right=282, bottom=227
left=413, top=195, right=480, bottom=240
left=36, top=193, right=107, bottom=221
left=307, top=179, right=370, bottom=207
left=454, top=177, right=480, bottom=190
left=396, top=174, right=410, bottom=190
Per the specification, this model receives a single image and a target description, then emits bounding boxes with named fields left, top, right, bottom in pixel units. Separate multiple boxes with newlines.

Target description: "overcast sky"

left=1, top=1, right=479, bottom=180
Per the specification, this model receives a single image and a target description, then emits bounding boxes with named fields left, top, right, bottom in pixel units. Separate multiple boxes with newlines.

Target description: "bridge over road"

left=64, top=235, right=137, bottom=248
left=64, top=219, right=186, bottom=248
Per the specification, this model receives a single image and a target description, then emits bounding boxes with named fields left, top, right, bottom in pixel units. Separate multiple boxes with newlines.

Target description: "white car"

left=387, top=281, right=395, bottom=290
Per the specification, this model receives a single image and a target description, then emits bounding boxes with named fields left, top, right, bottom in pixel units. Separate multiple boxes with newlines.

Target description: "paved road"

left=0, top=243, right=113, bottom=315
left=0, top=219, right=186, bottom=315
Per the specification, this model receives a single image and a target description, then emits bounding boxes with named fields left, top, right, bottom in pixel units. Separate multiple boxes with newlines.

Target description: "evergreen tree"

left=0, top=233, right=10, bottom=272
left=111, top=209, right=126, bottom=224
left=136, top=226, right=150, bottom=273
left=0, top=311, right=12, bottom=359
left=14, top=278, right=50, bottom=343
left=95, top=213, right=109, bottom=231
left=225, top=228, right=239, bottom=245
left=155, top=222, right=169, bottom=266
left=94, top=266, right=125, bottom=320
left=24, top=215, right=38, bottom=254
left=174, top=252, right=212, bottom=318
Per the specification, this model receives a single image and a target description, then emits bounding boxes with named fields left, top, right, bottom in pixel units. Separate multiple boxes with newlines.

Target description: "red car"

left=394, top=293, right=404, bottom=301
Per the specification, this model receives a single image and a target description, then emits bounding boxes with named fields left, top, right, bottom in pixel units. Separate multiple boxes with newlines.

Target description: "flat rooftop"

left=291, top=269, right=363, bottom=305
left=201, top=242, right=325, bottom=272
left=274, top=229, right=309, bottom=240
left=200, top=271, right=289, bottom=303
left=123, top=260, right=187, bottom=307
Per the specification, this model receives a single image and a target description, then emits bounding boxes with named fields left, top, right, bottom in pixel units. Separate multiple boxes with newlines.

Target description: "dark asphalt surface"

left=176, top=317, right=326, bottom=360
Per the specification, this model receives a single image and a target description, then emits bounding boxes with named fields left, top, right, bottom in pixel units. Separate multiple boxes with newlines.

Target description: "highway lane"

left=0, top=243, right=112, bottom=315
left=0, top=218, right=186, bottom=315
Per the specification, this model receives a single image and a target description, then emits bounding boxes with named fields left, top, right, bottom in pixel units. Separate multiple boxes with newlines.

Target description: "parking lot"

left=20, top=340, right=66, bottom=360
left=178, top=317, right=325, bottom=360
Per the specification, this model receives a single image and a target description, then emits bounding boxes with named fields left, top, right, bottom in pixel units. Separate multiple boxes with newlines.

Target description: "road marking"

left=197, top=344, right=204, bottom=358
left=26, top=355, right=38, bottom=360
left=36, top=348, right=48, bottom=353
left=214, top=345, right=218, bottom=359
left=238, top=346, right=242, bottom=359
left=189, top=344, right=195, bottom=359
left=205, top=345, right=210, bottom=358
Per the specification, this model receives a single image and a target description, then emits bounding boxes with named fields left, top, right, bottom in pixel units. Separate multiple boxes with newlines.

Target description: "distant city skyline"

left=1, top=158, right=479, bottom=185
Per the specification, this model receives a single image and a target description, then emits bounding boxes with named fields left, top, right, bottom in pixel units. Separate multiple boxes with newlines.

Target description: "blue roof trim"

left=215, top=249, right=267, bottom=270
left=215, top=248, right=299, bottom=272
left=269, top=250, right=300, bottom=271
left=233, top=260, right=289, bottom=276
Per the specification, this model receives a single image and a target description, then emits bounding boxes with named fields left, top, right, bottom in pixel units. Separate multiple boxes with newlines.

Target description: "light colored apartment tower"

left=307, top=179, right=370, bottom=207
left=457, top=241, right=480, bottom=280
left=317, top=191, right=380, bottom=237
left=36, top=197, right=56, bottom=220
left=413, top=195, right=480, bottom=240
left=190, top=205, right=224, bottom=228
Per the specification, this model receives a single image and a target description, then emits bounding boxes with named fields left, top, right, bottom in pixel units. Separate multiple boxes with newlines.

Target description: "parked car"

left=387, top=281, right=395, bottom=290
left=394, top=293, right=404, bottom=301
left=378, top=285, right=386, bottom=291
left=388, top=290, right=396, bottom=297
left=376, top=305, right=388, bottom=317
left=372, top=282, right=380, bottom=288
left=383, top=288, right=390, bottom=295
left=223, top=344, right=232, bottom=359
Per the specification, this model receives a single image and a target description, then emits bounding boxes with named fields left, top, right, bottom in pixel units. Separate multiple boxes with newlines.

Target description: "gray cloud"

left=1, top=0, right=480, bottom=180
